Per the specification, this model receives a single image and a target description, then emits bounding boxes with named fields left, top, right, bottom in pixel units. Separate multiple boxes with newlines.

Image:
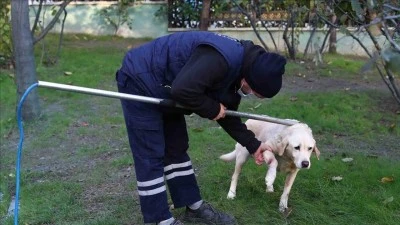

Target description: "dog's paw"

left=227, top=190, right=236, bottom=199
left=266, top=185, right=274, bottom=193
left=278, top=203, right=287, bottom=213
left=280, top=206, right=293, bottom=218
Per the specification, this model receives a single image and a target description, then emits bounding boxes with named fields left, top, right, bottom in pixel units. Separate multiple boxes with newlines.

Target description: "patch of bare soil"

left=65, top=37, right=148, bottom=51
left=282, top=70, right=388, bottom=94
left=322, top=134, right=400, bottom=159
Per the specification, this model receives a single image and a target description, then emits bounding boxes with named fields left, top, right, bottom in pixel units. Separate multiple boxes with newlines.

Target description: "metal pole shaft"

left=37, top=81, right=297, bottom=126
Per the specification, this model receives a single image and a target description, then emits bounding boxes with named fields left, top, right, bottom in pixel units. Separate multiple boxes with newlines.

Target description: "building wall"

left=29, top=2, right=388, bottom=57
left=29, top=1, right=168, bottom=38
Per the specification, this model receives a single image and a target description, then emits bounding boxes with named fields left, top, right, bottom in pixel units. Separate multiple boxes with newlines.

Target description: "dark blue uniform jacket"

left=119, top=31, right=261, bottom=154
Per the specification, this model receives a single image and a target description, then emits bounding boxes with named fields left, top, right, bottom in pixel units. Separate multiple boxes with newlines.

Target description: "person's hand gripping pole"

left=213, top=103, right=227, bottom=121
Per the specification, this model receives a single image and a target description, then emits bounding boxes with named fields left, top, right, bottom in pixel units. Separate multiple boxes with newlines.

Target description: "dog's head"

left=272, top=123, right=320, bottom=169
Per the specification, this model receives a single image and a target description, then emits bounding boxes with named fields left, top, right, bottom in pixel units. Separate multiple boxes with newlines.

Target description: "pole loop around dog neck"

left=225, top=110, right=299, bottom=126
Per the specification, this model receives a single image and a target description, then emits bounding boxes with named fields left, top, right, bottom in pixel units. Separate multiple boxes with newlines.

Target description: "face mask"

left=237, top=88, right=249, bottom=97
left=237, top=82, right=253, bottom=97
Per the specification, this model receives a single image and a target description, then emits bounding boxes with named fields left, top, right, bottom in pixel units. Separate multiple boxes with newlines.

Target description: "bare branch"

left=231, top=0, right=269, bottom=51
left=384, top=4, right=400, bottom=12
left=319, top=27, right=331, bottom=54
left=384, top=15, right=400, bottom=20
left=250, top=3, right=278, bottom=51
left=316, top=11, right=373, bottom=57
left=365, top=26, right=400, bottom=104
left=56, top=7, right=67, bottom=63
left=381, top=21, right=400, bottom=52
left=33, top=0, right=72, bottom=45
left=31, top=0, right=44, bottom=34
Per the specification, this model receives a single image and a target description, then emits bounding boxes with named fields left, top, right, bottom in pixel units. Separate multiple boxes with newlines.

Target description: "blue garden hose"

left=14, top=82, right=39, bottom=225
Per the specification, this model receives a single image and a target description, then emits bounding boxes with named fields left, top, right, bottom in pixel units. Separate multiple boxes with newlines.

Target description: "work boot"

left=183, top=201, right=236, bottom=225
left=171, top=219, right=184, bottom=225
left=156, top=219, right=184, bottom=225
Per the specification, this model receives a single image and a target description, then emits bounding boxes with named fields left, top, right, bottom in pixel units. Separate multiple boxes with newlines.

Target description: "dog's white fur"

left=220, top=119, right=320, bottom=213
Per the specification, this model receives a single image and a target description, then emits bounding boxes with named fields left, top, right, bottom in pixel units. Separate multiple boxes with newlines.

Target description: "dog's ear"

left=265, top=135, right=288, bottom=156
left=274, top=135, right=288, bottom=156
left=313, top=145, right=320, bottom=160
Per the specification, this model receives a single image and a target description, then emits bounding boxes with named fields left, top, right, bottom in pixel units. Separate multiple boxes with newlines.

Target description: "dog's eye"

left=294, top=146, right=300, bottom=150
left=308, top=147, right=313, bottom=151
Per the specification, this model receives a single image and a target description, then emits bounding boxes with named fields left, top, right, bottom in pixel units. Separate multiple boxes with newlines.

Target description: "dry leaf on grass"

left=341, top=158, right=353, bottom=162
left=332, top=176, right=343, bottom=181
left=192, top=128, right=204, bottom=132
left=383, top=196, right=394, bottom=205
left=380, top=176, right=394, bottom=183
left=248, top=103, right=262, bottom=111
left=81, top=122, right=89, bottom=127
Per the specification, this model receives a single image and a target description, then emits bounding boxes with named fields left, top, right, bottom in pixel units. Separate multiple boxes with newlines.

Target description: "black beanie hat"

left=245, top=52, right=287, bottom=98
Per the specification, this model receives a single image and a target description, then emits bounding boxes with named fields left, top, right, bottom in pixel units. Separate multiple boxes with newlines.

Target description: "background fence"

left=28, top=1, right=388, bottom=57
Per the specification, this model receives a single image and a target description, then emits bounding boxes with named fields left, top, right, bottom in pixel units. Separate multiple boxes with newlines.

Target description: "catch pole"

left=38, top=81, right=298, bottom=126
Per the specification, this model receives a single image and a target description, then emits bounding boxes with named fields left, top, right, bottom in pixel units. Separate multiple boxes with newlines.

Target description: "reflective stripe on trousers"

left=116, top=70, right=201, bottom=223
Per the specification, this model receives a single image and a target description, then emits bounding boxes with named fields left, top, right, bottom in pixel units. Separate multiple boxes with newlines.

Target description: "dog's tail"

left=219, top=149, right=236, bottom=162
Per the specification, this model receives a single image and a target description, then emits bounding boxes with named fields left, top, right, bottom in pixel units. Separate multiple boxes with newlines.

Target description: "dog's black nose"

left=301, top=161, right=309, bottom=168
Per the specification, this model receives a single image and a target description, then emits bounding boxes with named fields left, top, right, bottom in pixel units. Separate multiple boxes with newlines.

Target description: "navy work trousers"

left=116, top=70, right=201, bottom=223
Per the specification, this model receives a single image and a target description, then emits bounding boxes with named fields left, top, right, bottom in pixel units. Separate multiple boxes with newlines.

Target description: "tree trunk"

left=303, top=26, right=317, bottom=58
left=283, top=10, right=296, bottom=59
left=55, top=7, right=67, bottom=64
left=199, top=0, right=211, bottom=31
left=11, top=0, right=40, bottom=120
left=329, top=14, right=337, bottom=53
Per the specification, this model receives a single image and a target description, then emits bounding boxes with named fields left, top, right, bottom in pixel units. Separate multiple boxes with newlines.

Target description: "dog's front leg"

left=279, top=169, right=299, bottom=213
left=263, top=151, right=277, bottom=192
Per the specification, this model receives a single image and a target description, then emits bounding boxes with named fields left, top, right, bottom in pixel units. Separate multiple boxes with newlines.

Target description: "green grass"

left=20, top=181, right=85, bottom=224
left=0, top=34, right=399, bottom=224
left=196, top=154, right=400, bottom=225
left=286, top=53, right=377, bottom=81
left=239, top=90, right=398, bottom=136
left=322, top=53, right=367, bottom=76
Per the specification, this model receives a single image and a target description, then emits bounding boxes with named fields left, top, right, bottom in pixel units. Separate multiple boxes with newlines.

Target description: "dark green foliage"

left=0, top=0, right=12, bottom=69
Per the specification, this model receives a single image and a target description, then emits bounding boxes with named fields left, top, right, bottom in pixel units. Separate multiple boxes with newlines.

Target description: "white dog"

left=220, top=119, right=320, bottom=214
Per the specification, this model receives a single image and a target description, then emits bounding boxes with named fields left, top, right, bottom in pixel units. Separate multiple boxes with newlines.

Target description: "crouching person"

left=116, top=31, right=287, bottom=225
